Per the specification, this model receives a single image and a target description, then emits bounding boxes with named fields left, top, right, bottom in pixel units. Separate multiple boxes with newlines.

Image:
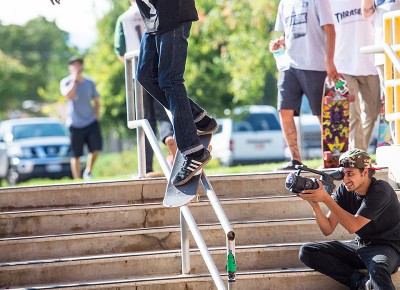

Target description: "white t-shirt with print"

left=329, top=0, right=377, bottom=75
left=275, top=0, right=334, bottom=71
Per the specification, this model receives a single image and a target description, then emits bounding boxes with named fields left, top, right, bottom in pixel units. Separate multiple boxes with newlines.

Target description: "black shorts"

left=277, top=67, right=326, bottom=116
left=69, top=121, right=103, bottom=157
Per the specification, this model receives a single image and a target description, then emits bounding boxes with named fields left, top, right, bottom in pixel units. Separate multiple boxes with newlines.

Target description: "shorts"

left=277, top=68, right=327, bottom=116
left=69, top=120, right=103, bottom=157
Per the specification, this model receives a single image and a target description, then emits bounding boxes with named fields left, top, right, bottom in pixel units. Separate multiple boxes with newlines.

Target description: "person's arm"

left=93, top=98, right=100, bottom=120
left=362, top=0, right=376, bottom=17
left=299, top=181, right=371, bottom=234
left=308, top=201, right=339, bottom=236
left=322, top=24, right=338, bottom=80
left=61, top=78, right=78, bottom=100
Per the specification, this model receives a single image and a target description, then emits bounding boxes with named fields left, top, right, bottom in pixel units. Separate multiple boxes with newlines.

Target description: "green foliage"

left=186, top=0, right=281, bottom=117
left=0, top=17, right=72, bottom=117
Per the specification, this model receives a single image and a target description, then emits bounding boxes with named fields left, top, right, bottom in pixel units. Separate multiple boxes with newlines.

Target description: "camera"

left=285, top=165, right=344, bottom=195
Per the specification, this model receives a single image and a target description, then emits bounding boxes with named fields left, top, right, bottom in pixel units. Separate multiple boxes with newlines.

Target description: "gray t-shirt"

left=60, top=76, right=99, bottom=128
left=275, top=0, right=334, bottom=71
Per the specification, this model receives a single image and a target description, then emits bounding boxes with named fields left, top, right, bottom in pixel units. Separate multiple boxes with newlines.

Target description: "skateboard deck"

left=163, top=134, right=212, bottom=208
left=377, top=96, right=393, bottom=147
left=321, top=74, right=352, bottom=168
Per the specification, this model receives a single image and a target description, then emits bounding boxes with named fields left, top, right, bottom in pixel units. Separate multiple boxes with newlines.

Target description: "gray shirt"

left=275, top=0, right=334, bottom=71
left=60, top=76, right=99, bottom=128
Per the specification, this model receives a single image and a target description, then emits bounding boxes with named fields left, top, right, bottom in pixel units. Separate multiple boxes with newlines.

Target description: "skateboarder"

left=134, top=0, right=218, bottom=186
left=114, top=0, right=177, bottom=174
left=270, top=0, right=338, bottom=170
left=298, top=148, right=400, bottom=289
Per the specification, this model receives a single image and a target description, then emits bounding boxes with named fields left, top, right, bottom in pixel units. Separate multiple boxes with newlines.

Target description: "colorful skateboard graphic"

left=321, top=75, right=354, bottom=168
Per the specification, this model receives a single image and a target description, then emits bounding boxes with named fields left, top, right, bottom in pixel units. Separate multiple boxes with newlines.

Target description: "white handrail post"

left=180, top=206, right=227, bottom=290
left=180, top=208, right=190, bottom=274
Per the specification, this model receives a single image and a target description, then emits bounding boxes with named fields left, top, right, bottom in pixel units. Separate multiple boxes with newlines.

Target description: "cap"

left=68, top=56, right=84, bottom=65
left=339, top=148, right=380, bottom=170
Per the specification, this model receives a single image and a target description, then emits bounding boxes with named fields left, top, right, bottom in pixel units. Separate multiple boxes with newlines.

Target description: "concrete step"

left=1, top=268, right=350, bottom=290
left=0, top=170, right=391, bottom=211
left=0, top=243, right=304, bottom=288
left=0, top=219, right=353, bottom=263
left=0, top=196, right=328, bottom=238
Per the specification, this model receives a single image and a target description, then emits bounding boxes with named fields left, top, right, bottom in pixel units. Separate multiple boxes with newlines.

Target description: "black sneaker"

left=197, top=118, right=219, bottom=136
left=275, top=159, right=303, bottom=171
left=172, top=149, right=212, bottom=186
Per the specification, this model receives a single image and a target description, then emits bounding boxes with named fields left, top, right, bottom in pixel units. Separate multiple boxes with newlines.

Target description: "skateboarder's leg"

left=137, top=24, right=211, bottom=186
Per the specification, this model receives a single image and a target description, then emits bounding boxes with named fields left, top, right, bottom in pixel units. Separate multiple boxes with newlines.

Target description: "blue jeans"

left=299, top=240, right=400, bottom=289
left=137, top=22, right=205, bottom=155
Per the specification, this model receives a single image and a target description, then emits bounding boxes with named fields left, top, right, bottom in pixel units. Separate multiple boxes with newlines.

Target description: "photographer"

left=298, top=148, right=400, bottom=289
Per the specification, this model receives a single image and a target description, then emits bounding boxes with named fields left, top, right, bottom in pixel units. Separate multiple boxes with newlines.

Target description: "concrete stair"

left=0, top=170, right=399, bottom=289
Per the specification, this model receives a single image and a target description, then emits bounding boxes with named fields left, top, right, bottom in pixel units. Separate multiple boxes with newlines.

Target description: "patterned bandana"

left=339, top=148, right=380, bottom=170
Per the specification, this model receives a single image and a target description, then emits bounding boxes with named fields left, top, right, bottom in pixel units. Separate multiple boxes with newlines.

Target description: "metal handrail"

left=124, top=50, right=236, bottom=290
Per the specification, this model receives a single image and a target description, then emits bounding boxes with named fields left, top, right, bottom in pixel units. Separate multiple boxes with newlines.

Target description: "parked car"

left=211, top=105, right=286, bottom=166
left=0, top=117, right=72, bottom=185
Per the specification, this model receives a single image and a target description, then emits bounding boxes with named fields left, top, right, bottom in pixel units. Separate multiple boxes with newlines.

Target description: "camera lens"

left=285, top=172, right=319, bottom=194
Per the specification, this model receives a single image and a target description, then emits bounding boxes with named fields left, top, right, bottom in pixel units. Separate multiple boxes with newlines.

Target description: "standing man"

left=114, top=0, right=177, bottom=175
left=135, top=0, right=218, bottom=186
left=299, top=148, right=400, bottom=289
left=269, top=0, right=338, bottom=170
left=60, top=56, right=103, bottom=180
left=330, top=0, right=380, bottom=152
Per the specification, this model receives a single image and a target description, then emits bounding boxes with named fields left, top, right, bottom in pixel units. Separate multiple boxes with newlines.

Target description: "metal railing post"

left=180, top=207, right=190, bottom=274
left=180, top=206, right=226, bottom=290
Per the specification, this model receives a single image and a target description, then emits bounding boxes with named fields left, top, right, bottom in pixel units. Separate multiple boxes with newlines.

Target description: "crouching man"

left=298, top=148, right=400, bottom=289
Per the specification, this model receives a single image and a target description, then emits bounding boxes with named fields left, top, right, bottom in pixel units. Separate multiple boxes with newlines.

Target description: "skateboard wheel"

left=324, top=96, right=333, bottom=105
left=323, top=151, right=333, bottom=161
left=348, top=94, right=356, bottom=102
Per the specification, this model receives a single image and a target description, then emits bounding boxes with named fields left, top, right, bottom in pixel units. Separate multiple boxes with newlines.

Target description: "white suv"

left=211, top=105, right=286, bottom=166
left=0, top=117, right=72, bottom=185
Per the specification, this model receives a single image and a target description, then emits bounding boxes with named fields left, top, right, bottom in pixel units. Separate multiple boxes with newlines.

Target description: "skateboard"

left=377, top=96, right=393, bottom=147
left=321, top=74, right=354, bottom=168
left=163, top=134, right=212, bottom=207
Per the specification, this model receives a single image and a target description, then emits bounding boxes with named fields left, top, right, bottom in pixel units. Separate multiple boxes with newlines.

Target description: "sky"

left=0, top=0, right=112, bottom=50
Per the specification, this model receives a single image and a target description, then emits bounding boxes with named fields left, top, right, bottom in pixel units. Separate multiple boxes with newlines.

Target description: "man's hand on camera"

left=299, top=180, right=330, bottom=203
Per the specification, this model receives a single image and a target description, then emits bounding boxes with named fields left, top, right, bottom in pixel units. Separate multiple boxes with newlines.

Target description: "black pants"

left=299, top=240, right=400, bottom=289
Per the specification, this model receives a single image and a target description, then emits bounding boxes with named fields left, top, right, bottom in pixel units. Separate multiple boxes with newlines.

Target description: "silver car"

left=0, top=117, right=72, bottom=185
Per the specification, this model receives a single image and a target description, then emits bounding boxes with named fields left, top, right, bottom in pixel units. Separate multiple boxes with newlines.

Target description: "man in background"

left=60, top=56, right=103, bottom=180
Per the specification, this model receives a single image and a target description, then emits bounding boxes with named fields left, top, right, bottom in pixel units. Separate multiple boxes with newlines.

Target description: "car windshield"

left=12, top=123, right=68, bottom=140
left=233, top=113, right=281, bottom=132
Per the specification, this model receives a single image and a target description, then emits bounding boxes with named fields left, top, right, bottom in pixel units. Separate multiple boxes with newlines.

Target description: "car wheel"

left=6, top=167, right=19, bottom=186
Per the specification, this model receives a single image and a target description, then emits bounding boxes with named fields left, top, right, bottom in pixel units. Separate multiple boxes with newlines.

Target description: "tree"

left=0, top=17, right=71, bottom=117
left=186, top=0, right=280, bottom=117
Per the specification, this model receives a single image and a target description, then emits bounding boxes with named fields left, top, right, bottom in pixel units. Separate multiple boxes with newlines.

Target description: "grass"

left=0, top=148, right=376, bottom=188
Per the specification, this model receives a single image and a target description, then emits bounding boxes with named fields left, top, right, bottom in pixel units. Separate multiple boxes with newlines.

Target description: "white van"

left=211, top=105, right=286, bottom=166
